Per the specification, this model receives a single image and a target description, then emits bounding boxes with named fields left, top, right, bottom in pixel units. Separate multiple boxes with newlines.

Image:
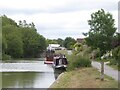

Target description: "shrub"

left=67, top=54, right=91, bottom=70
left=2, top=54, right=11, bottom=60
left=112, top=46, right=120, bottom=64
left=109, top=59, right=117, bottom=65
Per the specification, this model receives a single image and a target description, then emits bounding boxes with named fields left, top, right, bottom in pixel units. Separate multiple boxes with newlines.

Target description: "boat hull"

left=53, top=64, right=67, bottom=70
left=44, top=61, right=53, bottom=64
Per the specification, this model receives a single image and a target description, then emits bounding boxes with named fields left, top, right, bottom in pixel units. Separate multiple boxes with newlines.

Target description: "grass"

left=50, top=67, right=118, bottom=88
left=52, top=50, right=118, bottom=88
left=55, top=50, right=68, bottom=56
left=67, top=54, right=91, bottom=70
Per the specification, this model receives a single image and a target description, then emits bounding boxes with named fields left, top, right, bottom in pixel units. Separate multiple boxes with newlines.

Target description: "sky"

left=0, top=0, right=119, bottom=39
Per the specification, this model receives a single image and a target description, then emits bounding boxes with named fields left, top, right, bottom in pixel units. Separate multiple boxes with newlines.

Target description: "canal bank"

left=49, top=67, right=118, bottom=88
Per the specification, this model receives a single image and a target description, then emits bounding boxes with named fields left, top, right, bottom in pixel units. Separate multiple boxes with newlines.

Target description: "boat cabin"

left=53, top=54, right=68, bottom=69
left=44, top=49, right=55, bottom=64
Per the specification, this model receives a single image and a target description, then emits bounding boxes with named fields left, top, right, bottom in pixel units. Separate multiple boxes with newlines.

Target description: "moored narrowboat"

left=44, top=49, right=55, bottom=64
left=53, top=54, right=68, bottom=70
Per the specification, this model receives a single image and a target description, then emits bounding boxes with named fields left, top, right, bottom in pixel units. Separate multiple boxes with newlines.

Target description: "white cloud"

left=1, top=0, right=119, bottom=39
left=0, top=0, right=118, bottom=10
left=0, top=0, right=69, bottom=10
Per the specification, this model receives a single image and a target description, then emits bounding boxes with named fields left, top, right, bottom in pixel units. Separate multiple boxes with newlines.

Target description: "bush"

left=2, top=54, right=11, bottom=60
left=112, top=46, right=120, bottom=64
left=67, top=54, right=91, bottom=70
left=109, top=59, right=118, bottom=65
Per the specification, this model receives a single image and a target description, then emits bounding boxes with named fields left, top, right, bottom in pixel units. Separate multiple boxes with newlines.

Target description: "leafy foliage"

left=112, top=46, right=120, bottom=64
left=2, top=15, right=18, bottom=27
left=46, top=39, right=58, bottom=46
left=2, top=15, right=46, bottom=59
left=84, top=9, right=117, bottom=81
left=57, top=38, right=64, bottom=46
left=20, top=27, right=46, bottom=57
left=3, top=25, right=23, bottom=58
left=63, top=37, right=76, bottom=50
left=67, top=54, right=91, bottom=70
left=46, top=38, right=64, bottom=47
left=85, top=9, right=116, bottom=57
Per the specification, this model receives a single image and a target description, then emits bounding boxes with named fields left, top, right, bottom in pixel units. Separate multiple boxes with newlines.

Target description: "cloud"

left=1, top=0, right=118, bottom=15
left=1, top=0, right=118, bottom=39
left=39, top=28, right=86, bottom=39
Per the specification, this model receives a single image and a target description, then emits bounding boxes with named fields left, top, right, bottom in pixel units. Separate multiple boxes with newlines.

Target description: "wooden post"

left=101, top=61, right=104, bottom=81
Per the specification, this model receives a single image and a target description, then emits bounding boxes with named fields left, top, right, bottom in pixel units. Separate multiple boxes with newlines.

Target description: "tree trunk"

left=101, top=61, right=104, bottom=81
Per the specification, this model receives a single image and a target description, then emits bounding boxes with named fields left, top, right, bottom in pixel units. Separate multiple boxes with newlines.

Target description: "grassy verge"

left=50, top=67, right=118, bottom=88
left=55, top=50, right=68, bottom=56
left=66, top=53, right=91, bottom=70
left=52, top=50, right=118, bottom=88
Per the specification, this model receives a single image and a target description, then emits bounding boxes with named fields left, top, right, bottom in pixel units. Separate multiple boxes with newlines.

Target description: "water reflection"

left=2, top=59, right=66, bottom=88
left=2, top=59, right=55, bottom=88
left=2, top=72, right=55, bottom=88
left=54, top=68, right=66, bottom=80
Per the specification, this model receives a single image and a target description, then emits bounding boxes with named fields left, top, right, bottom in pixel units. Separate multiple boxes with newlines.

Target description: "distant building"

left=76, top=38, right=84, bottom=43
left=47, top=44, right=66, bottom=50
left=47, top=44, right=60, bottom=50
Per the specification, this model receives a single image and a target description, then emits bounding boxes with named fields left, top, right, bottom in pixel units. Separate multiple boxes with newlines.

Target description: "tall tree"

left=3, top=25, right=23, bottom=58
left=84, top=9, right=116, bottom=81
left=20, top=27, right=46, bottom=57
left=2, top=15, right=18, bottom=27
left=2, top=35, right=7, bottom=54
left=18, top=20, right=22, bottom=27
left=2, top=15, right=47, bottom=59
left=23, top=20, right=28, bottom=27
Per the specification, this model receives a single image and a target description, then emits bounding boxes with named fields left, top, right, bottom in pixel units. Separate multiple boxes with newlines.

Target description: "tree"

left=115, top=33, right=120, bottom=46
left=6, top=34, right=23, bottom=58
left=23, top=20, right=28, bottom=27
left=112, top=46, right=120, bottom=64
left=84, top=9, right=116, bottom=81
left=74, top=43, right=82, bottom=51
left=29, top=22, right=37, bottom=31
left=57, top=38, right=64, bottom=46
left=63, top=37, right=76, bottom=49
left=20, top=27, right=46, bottom=58
left=3, top=25, right=23, bottom=58
left=2, top=15, right=18, bottom=27
left=2, top=35, right=7, bottom=54
left=2, top=15, right=47, bottom=59
left=46, top=39, right=58, bottom=46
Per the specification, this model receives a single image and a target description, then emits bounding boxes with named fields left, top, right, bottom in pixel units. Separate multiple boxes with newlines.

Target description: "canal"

left=2, top=59, right=57, bottom=88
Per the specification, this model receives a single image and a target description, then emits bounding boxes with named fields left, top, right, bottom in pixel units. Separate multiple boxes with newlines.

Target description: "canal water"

left=2, top=59, right=58, bottom=88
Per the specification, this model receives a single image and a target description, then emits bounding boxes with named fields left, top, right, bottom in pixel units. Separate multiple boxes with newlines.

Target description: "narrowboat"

left=44, top=49, right=55, bottom=64
left=53, top=54, right=68, bottom=70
